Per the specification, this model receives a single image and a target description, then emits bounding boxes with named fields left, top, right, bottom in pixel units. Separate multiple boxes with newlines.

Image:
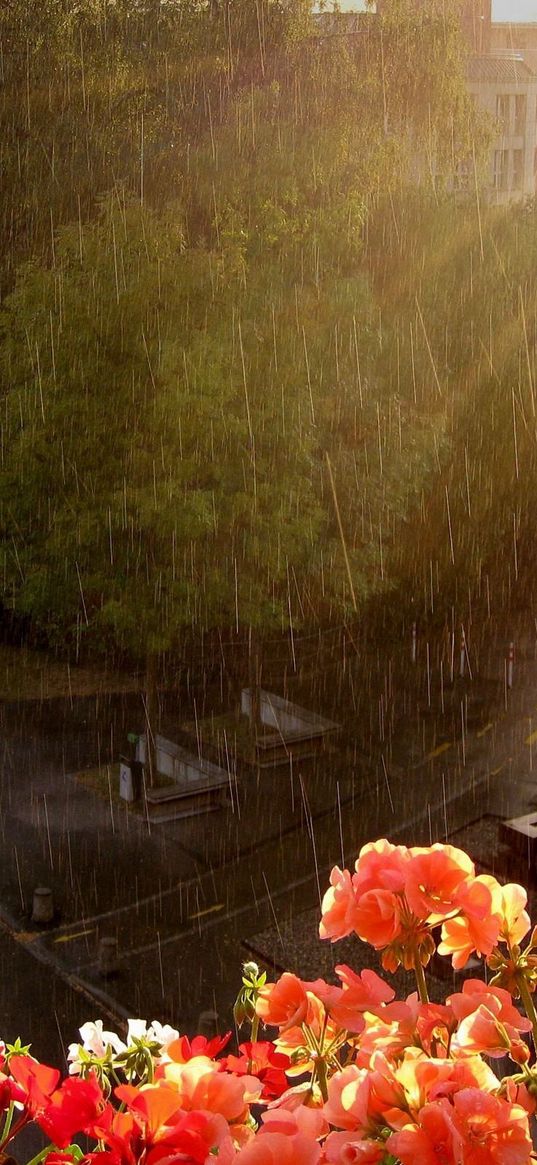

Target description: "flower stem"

left=0, top=1112, right=28, bottom=1152
left=517, top=973, right=537, bottom=1052
left=25, top=1145, right=56, bottom=1165
left=413, top=953, right=429, bottom=1004
left=0, top=1103, right=15, bottom=1150
left=246, top=1013, right=260, bottom=1074
left=315, top=1055, right=329, bottom=1103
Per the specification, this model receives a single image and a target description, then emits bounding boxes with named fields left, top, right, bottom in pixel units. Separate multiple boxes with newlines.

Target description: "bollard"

left=31, top=886, right=54, bottom=924
left=507, top=641, right=515, bottom=689
left=411, top=621, right=417, bottom=664
left=98, top=935, right=120, bottom=977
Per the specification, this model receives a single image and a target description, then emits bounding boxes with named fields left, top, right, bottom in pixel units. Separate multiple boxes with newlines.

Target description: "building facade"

left=466, top=55, right=537, bottom=203
left=313, top=1, right=537, bottom=204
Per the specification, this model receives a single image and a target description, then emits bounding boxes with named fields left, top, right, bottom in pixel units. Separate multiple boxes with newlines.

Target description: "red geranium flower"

left=8, top=1056, right=60, bottom=1114
left=38, top=1073, right=107, bottom=1148
left=221, top=1041, right=291, bottom=1100
left=165, top=1032, right=231, bottom=1063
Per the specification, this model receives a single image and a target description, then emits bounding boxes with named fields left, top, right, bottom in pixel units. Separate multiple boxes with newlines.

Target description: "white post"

left=459, top=625, right=466, bottom=678
left=411, top=621, right=417, bottom=664
left=32, top=887, right=54, bottom=924
left=507, top=641, right=515, bottom=689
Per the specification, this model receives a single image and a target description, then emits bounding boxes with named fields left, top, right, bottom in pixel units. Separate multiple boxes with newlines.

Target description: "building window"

left=496, top=93, right=510, bottom=133
left=515, top=94, right=527, bottom=137
left=513, top=148, right=525, bottom=189
left=493, top=149, right=509, bottom=190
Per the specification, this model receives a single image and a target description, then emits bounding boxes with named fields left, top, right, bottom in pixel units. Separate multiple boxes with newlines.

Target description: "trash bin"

left=119, top=756, right=136, bottom=803
left=120, top=734, right=143, bottom=803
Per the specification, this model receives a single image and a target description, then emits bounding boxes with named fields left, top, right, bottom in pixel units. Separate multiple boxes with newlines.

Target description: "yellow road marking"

left=54, top=928, right=96, bottom=944
left=188, top=904, right=224, bottom=921
left=426, top=743, right=452, bottom=760
left=476, top=723, right=493, bottom=738
left=525, top=731, right=537, bottom=746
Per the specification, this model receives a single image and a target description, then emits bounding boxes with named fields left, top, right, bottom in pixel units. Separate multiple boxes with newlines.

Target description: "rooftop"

left=466, top=53, right=537, bottom=81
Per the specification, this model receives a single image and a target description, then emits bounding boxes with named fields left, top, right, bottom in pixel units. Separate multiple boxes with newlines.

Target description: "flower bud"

left=511, top=1041, right=531, bottom=1066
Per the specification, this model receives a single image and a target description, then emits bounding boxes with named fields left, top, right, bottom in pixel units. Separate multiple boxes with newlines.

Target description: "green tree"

left=0, top=0, right=486, bottom=739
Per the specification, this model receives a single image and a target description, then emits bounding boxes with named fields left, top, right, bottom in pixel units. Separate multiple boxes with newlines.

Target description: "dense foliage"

left=0, top=0, right=515, bottom=670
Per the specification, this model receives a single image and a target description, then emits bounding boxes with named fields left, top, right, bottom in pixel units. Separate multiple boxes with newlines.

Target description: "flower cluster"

left=320, top=839, right=532, bottom=975
left=2, top=839, right=537, bottom=1165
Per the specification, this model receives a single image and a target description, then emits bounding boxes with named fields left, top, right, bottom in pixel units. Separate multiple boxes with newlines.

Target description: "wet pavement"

left=2, top=610, right=537, bottom=1056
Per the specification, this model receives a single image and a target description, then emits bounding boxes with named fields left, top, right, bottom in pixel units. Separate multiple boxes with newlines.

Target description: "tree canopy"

left=0, top=0, right=490, bottom=666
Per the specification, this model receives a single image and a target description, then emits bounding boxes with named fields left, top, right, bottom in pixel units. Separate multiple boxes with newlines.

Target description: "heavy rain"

left=2, top=0, right=537, bottom=1159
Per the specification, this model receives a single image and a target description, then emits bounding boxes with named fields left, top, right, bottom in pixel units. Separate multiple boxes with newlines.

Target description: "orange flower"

left=414, top=1002, right=455, bottom=1056
left=319, top=867, right=361, bottom=941
left=256, top=974, right=311, bottom=1035
left=322, top=1130, right=386, bottom=1163
left=497, top=883, right=531, bottom=947
left=452, top=1003, right=530, bottom=1062
left=444, top=1054, right=501, bottom=1096
left=324, top=966, right=395, bottom=1034
left=451, top=1088, right=532, bottom=1165
left=273, top=992, right=339, bottom=1070
left=386, top=1100, right=457, bottom=1165
left=448, top=980, right=531, bottom=1063
left=404, top=845, right=474, bottom=921
left=323, top=1055, right=402, bottom=1137
left=259, top=1105, right=327, bottom=1142
left=463, top=873, right=531, bottom=947
left=353, top=840, right=410, bottom=895
left=394, top=1052, right=462, bottom=1118
left=233, top=1127, right=321, bottom=1164
left=448, top=980, right=531, bottom=1035
left=322, top=1065, right=370, bottom=1133
left=503, top=1076, right=537, bottom=1116
left=438, top=879, right=501, bottom=970
left=113, top=1084, right=182, bottom=1139
left=163, top=1055, right=261, bottom=1123
left=357, top=1001, right=421, bottom=1066
left=353, top=889, right=402, bottom=950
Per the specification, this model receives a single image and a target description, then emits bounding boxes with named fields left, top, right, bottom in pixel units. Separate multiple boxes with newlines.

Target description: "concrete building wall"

left=467, top=73, right=537, bottom=203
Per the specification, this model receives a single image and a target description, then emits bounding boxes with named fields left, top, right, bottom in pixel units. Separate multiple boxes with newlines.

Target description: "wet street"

left=2, top=611, right=537, bottom=1062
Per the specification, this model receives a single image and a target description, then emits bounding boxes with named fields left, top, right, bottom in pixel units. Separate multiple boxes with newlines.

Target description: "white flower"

left=125, top=1019, right=179, bottom=1049
left=126, top=1019, right=150, bottom=1043
left=67, top=1019, right=126, bottom=1074
left=147, top=1020, right=180, bottom=1060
